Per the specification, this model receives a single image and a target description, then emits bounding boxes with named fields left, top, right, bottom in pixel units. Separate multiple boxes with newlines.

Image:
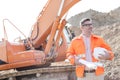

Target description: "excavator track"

left=0, top=62, right=76, bottom=80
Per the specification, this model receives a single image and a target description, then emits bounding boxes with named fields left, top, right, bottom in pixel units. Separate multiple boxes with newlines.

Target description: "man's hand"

left=67, top=55, right=82, bottom=65
left=67, top=55, right=75, bottom=65
left=74, top=56, right=82, bottom=65
left=98, top=50, right=110, bottom=60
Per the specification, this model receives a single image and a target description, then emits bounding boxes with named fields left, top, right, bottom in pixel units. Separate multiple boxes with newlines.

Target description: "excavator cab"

left=0, top=19, right=46, bottom=70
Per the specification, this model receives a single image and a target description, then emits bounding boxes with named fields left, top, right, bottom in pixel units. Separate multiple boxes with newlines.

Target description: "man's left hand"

left=98, top=50, right=110, bottom=60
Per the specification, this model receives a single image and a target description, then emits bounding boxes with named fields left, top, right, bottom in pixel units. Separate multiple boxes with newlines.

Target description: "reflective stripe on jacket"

left=66, top=34, right=114, bottom=77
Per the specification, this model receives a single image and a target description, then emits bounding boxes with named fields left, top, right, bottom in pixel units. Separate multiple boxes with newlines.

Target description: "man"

left=66, top=18, right=114, bottom=80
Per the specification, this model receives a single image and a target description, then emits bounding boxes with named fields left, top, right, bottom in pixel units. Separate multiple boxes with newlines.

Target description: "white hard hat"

left=93, top=47, right=107, bottom=60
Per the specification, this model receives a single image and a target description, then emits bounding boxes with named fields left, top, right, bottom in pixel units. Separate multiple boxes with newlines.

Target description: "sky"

left=0, top=0, right=120, bottom=41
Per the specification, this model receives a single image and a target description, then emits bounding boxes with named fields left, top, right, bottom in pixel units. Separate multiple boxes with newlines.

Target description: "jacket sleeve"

left=99, top=37, right=114, bottom=60
left=66, top=40, right=76, bottom=65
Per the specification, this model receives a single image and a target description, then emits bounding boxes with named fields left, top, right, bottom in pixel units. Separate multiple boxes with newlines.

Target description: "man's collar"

left=76, top=34, right=97, bottom=40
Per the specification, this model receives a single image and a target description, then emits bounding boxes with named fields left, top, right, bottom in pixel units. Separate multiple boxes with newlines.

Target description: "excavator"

left=0, top=0, right=80, bottom=79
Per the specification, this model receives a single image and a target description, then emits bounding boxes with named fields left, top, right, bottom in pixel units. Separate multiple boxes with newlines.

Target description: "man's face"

left=81, top=20, right=93, bottom=35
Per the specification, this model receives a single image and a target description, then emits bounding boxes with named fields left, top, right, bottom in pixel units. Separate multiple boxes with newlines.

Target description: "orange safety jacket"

left=66, top=34, right=114, bottom=77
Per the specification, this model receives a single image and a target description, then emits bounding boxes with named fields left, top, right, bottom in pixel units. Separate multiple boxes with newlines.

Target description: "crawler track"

left=0, top=62, right=75, bottom=80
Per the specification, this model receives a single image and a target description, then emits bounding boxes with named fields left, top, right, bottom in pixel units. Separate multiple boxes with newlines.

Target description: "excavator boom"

left=30, top=0, right=79, bottom=48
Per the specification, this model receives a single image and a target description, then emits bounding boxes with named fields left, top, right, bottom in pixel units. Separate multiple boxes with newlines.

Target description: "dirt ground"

left=68, top=7, right=120, bottom=80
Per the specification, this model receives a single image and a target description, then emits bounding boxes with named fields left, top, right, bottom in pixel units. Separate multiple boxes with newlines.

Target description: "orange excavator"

left=0, top=0, right=80, bottom=73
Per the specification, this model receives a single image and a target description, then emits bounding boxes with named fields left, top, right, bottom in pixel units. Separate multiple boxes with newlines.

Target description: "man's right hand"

left=67, top=55, right=75, bottom=65
left=74, top=56, right=82, bottom=65
left=98, top=50, right=110, bottom=60
left=68, top=55, right=82, bottom=65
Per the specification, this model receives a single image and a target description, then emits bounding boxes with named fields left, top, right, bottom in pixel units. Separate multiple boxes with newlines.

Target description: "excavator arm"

left=30, top=0, right=80, bottom=56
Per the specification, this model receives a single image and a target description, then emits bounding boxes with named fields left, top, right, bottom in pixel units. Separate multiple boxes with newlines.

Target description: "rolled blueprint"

left=79, top=59, right=103, bottom=69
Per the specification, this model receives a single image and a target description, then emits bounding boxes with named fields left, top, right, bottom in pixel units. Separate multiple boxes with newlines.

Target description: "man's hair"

left=79, top=18, right=92, bottom=26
